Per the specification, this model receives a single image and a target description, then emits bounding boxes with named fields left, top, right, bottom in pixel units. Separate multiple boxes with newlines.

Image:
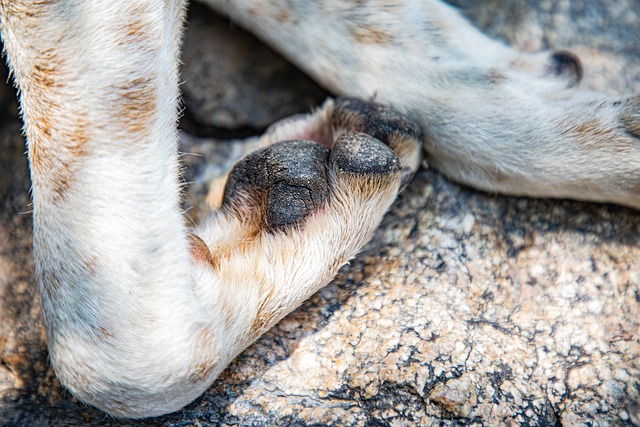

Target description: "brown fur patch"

left=31, top=49, right=60, bottom=89
left=250, top=287, right=279, bottom=337
left=223, top=184, right=269, bottom=232
left=118, top=17, right=151, bottom=45
left=29, top=116, right=89, bottom=202
left=96, top=326, right=114, bottom=341
left=25, top=48, right=89, bottom=202
left=113, top=77, right=156, bottom=136
left=83, top=254, right=99, bottom=276
left=205, top=175, right=228, bottom=211
left=117, top=3, right=153, bottom=46
left=574, top=120, right=630, bottom=153
left=189, top=360, right=215, bottom=385
left=350, top=26, right=393, bottom=44
left=206, top=225, right=261, bottom=275
left=1, top=0, right=56, bottom=20
left=248, top=5, right=260, bottom=17
left=487, top=68, right=508, bottom=84
left=388, top=131, right=419, bottom=164
left=575, top=121, right=601, bottom=136
left=27, top=49, right=58, bottom=180
left=273, top=7, right=291, bottom=23
left=67, top=117, right=90, bottom=160
left=341, top=171, right=399, bottom=199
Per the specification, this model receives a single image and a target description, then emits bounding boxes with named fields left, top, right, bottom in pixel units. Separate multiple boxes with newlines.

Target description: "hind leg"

left=207, top=0, right=640, bottom=209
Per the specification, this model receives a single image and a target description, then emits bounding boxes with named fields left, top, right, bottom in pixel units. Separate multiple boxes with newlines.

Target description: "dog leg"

left=0, top=0, right=420, bottom=417
left=208, top=0, right=640, bottom=208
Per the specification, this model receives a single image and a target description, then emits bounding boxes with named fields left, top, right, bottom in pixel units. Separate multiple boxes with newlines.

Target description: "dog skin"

left=0, top=0, right=638, bottom=419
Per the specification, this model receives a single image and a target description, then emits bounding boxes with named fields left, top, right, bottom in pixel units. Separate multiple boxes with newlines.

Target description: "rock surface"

left=1, top=1, right=639, bottom=426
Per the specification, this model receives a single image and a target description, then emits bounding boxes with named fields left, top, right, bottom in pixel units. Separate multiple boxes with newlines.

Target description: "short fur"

left=0, top=0, right=638, bottom=419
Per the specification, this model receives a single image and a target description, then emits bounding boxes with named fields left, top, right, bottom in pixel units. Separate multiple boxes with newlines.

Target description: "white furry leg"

left=0, top=0, right=421, bottom=415
left=207, top=0, right=640, bottom=209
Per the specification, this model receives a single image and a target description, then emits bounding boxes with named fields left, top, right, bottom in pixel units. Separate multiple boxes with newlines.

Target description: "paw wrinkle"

left=267, top=181, right=321, bottom=228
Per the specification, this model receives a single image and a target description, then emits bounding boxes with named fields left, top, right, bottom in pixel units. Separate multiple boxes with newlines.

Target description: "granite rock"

left=1, top=1, right=639, bottom=426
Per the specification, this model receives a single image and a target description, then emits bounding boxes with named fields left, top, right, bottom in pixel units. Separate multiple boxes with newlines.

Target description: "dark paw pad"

left=223, top=140, right=330, bottom=229
left=332, top=97, right=422, bottom=189
left=546, top=50, right=583, bottom=88
left=332, top=97, right=422, bottom=148
left=330, top=132, right=399, bottom=176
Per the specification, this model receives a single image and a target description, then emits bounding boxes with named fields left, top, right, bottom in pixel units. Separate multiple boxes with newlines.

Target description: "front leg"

left=0, top=0, right=420, bottom=417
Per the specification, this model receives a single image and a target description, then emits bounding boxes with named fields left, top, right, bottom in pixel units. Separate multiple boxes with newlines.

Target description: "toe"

left=332, top=97, right=422, bottom=188
left=332, top=97, right=422, bottom=149
left=222, top=140, right=330, bottom=230
left=330, top=132, right=399, bottom=176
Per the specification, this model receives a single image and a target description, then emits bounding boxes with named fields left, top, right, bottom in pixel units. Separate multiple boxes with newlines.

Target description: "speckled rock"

left=1, top=1, right=639, bottom=426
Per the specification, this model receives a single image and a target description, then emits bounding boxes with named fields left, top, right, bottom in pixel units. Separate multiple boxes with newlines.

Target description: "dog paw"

left=222, top=128, right=402, bottom=231
left=222, top=139, right=329, bottom=229
left=210, top=97, right=422, bottom=229
left=332, top=97, right=422, bottom=188
left=259, top=97, right=422, bottom=186
left=190, top=99, right=421, bottom=343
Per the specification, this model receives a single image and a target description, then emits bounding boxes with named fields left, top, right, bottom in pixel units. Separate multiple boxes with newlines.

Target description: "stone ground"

left=1, top=1, right=639, bottom=426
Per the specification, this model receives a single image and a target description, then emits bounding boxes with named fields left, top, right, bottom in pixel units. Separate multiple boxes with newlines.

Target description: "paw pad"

left=330, top=132, right=399, bottom=175
left=223, top=140, right=330, bottom=229
left=221, top=97, right=422, bottom=231
left=332, top=97, right=422, bottom=148
left=333, top=97, right=422, bottom=188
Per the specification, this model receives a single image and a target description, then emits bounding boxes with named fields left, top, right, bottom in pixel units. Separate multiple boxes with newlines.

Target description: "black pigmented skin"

left=223, top=140, right=330, bottom=228
left=548, top=50, right=583, bottom=87
left=333, top=97, right=422, bottom=146
left=330, top=132, right=399, bottom=175
left=221, top=97, right=417, bottom=231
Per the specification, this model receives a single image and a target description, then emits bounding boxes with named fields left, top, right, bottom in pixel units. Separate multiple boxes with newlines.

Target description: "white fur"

left=209, top=0, right=640, bottom=208
left=0, top=0, right=637, bottom=419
